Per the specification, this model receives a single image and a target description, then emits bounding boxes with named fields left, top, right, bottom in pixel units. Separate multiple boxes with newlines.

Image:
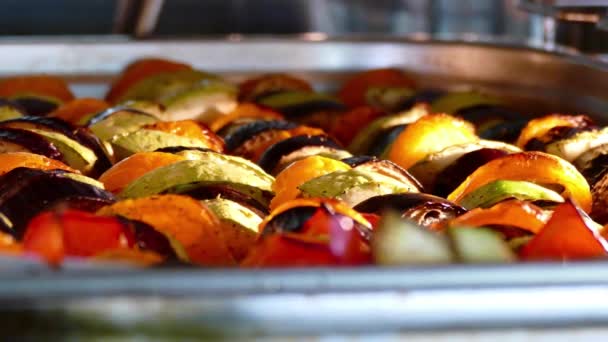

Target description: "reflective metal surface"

left=1, top=37, right=608, bottom=338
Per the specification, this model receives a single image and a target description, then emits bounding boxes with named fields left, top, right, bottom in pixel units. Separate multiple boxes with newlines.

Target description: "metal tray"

left=3, top=36, right=608, bottom=339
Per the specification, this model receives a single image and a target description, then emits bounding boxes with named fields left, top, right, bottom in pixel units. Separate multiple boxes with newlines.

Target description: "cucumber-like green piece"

left=90, top=111, right=159, bottom=142
left=110, top=129, right=212, bottom=161
left=120, top=153, right=274, bottom=200
left=372, top=211, right=453, bottom=265
left=449, top=226, right=516, bottom=263
left=27, top=128, right=97, bottom=174
left=431, top=91, right=502, bottom=114
left=62, top=173, right=105, bottom=190
left=118, top=70, right=220, bottom=102
left=298, top=169, right=416, bottom=207
left=458, top=180, right=564, bottom=210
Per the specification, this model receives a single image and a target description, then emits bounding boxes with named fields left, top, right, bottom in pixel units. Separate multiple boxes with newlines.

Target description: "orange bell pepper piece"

left=99, top=152, right=185, bottom=194
left=447, top=152, right=592, bottom=213
left=270, top=156, right=351, bottom=211
left=388, top=113, right=478, bottom=170
left=97, top=195, right=235, bottom=266
left=0, top=75, right=74, bottom=102
left=520, top=200, right=608, bottom=260
left=0, top=152, right=76, bottom=176
left=49, top=98, right=110, bottom=124
left=446, top=200, right=549, bottom=234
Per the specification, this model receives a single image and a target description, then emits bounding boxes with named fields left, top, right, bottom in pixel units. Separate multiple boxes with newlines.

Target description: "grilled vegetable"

left=119, top=152, right=274, bottom=207
left=99, top=152, right=186, bottom=194
left=258, top=91, right=345, bottom=131
left=338, top=68, right=416, bottom=108
left=257, top=134, right=347, bottom=174
left=447, top=152, right=592, bottom=213
left=348, top=104, right=428, bottom=155
left=447, top=200, right=549, bottom=235
left=106, top=58, right=192, bottom=103
left=97, top=194, right=235, bottom=266
left=0, top=128, right=62, bottom=159
left=0, top=167, right=115, bottom=238
left=203, top=198, right=262, bottom=261
left=243, top=199, right=371, bottom=267
left=87, top=107, right=159, bottom=141
left=372, top=211, right=515, bottom=265
left=354, top=193, right=466, bottom=228
left=459, top=180, right=564, bottom=210
left=388, top=113, right=478, bottom=170
left=516, top=114, right=595, bottom=149
left=239, top=74, right=312, bottom=102
left=271, top=155, right=351, bottom=211
left=298, top=169, right=417, bottom=207
left=409, top=140, right=520, bottom=192
left=521, top=200, right=608, bottom=260
left=23, top=210, right=132, bottom=265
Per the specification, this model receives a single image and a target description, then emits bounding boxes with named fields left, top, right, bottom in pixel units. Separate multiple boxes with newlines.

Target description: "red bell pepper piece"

left=521, top=200, right=608, bottom=260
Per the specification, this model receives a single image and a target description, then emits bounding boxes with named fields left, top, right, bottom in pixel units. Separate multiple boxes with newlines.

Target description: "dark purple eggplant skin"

left=179, top=184, right=269, bottom=216
left=46, top=196, right=115, bottom=213
left=434, top=148, right=509, bottom=197
left=0, top=116, right=75, bottom=138
left=395, top=89, right=445, bottom=112
left=456, top=105, right=523, bottom=126
left=348, top=157, right=423, bottom=192
left=0, top=167, right=115, bottom=239
left=84, top=106, right=153, bottom=126
left=116, top=216, right=177, bottom=259
left=12, top=97, right=59, bottom=116
left=583, top=153, right=608, bottom=187
left=0, top=128, right=63, bottom=160
left=0, top=98, right=27, bottom=115
left=368, top=124, right=407, bottom=157
left=261, top=206, right=318, bottom=236
left=73, top=127, right=114, bottom=177
left=354, top=192, right=464, bottom=214
left=261, top=205, right=372, bottom=242
left=223, top=120, right=296, bottom=152
left=257, top=135, right=342, bottom=173
left=479, top=119, right=528, bottom=143
left=354, top=193, right=466, bottom=228
left=154, top=146, right=215, bottom=154
left=341, top=155, right=376, bottom=167
left=260, top=96, right=346, bottom=118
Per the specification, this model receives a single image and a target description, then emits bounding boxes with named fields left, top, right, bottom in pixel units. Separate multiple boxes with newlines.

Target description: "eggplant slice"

left=257, top=135, right=342, bottom=173
left=349, top=157, right=423, bottom=193
left=0, top=128, right=63, bottom=160
left=223, top=120, right=297, bottom=152
left=0, top=167, right=115, bottom=238
left=354, top=193, right=466, bottom=227
left=12, top=96, right=60, bottom=116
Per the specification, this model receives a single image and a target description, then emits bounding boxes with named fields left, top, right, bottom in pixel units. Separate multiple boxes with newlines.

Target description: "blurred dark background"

left=1, top=0, right=606, bottom=53
left=0, top=0, right=528, bottom=37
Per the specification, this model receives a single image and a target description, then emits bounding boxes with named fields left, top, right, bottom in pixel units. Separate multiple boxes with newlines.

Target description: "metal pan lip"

left=0, top=33, right=602, bottom=67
